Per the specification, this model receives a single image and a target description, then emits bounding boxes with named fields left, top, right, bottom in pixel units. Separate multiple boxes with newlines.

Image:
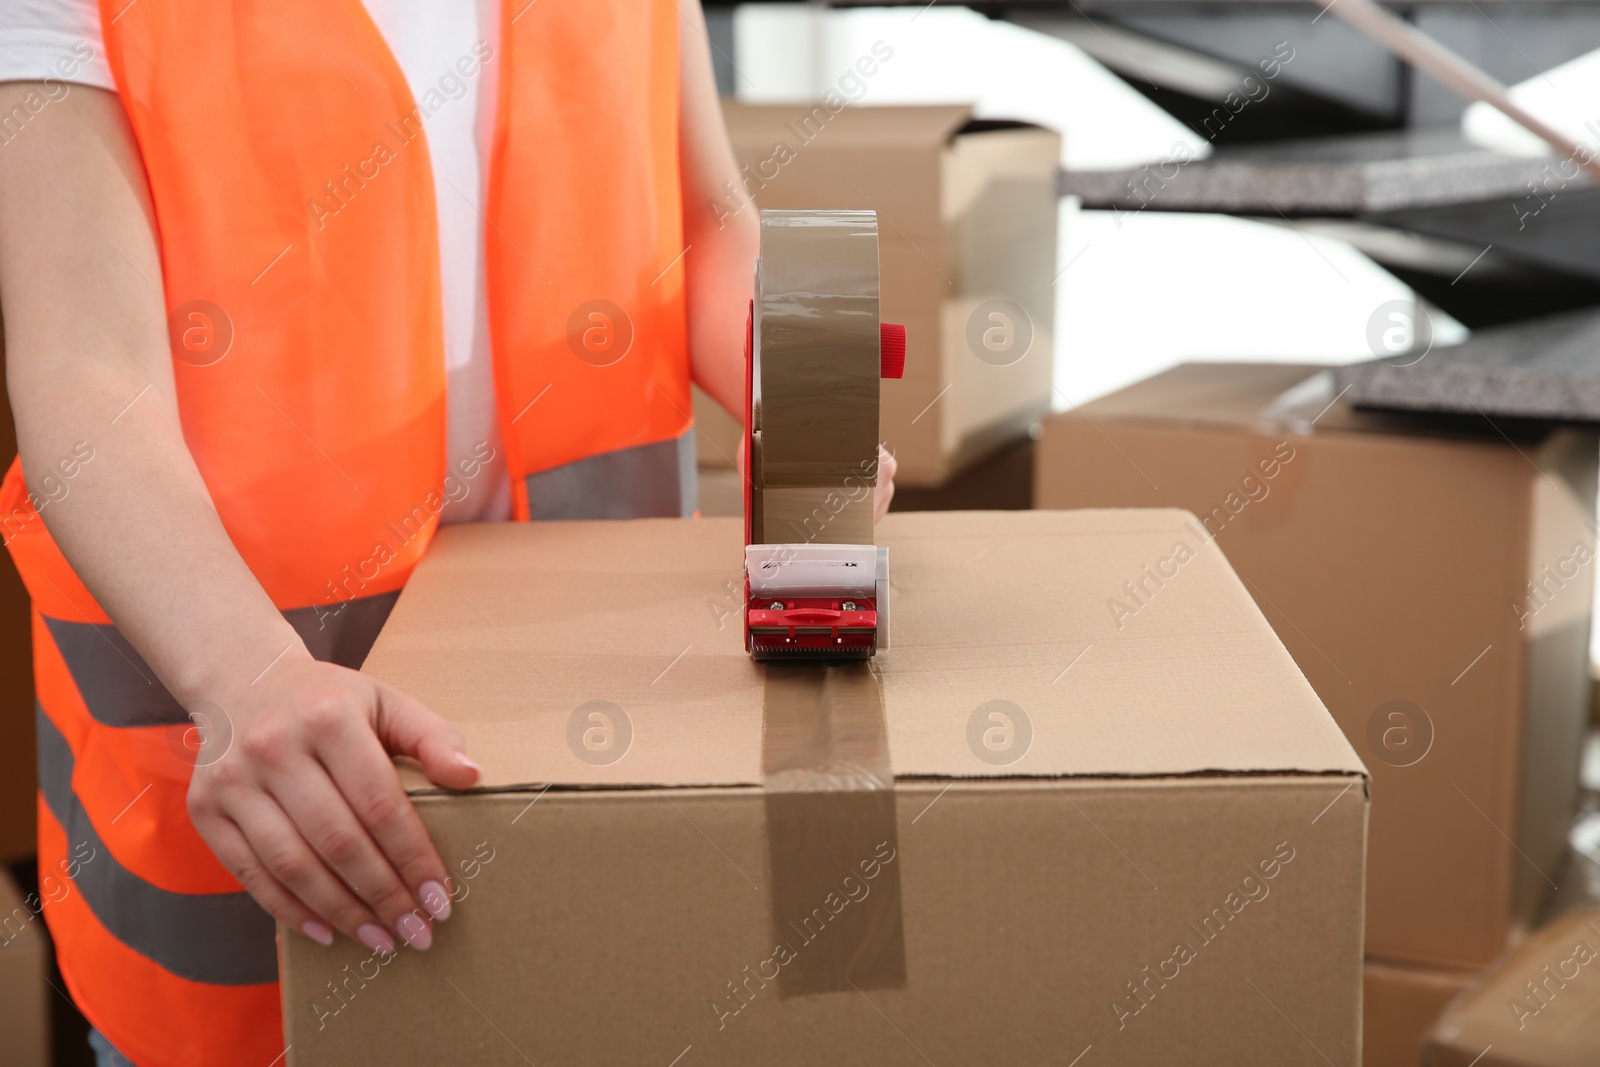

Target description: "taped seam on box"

left=1255, top=368, right=1337, bottom=431
left=760, top=662, right=907, bottom=997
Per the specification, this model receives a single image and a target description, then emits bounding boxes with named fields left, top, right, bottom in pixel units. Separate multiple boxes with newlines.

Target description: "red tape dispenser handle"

left=880, top=323, right=906, bottom=379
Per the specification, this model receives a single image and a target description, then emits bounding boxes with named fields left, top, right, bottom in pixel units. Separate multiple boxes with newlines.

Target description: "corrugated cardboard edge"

left=398, top=766, right=1370, bottom=798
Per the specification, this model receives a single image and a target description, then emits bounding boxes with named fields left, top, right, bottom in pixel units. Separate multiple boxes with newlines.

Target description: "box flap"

left=1079, top=361, right=1555, bottom=441
left=364, top=511, right=1365, bottom=793
left=366, top=518, right=766, bottom=792
left=721, top=101, right=975, bottom=149
left=1079, top=363, right=1332, bottom=428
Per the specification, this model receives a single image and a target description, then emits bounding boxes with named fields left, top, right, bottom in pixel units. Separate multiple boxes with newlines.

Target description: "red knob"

left=880, top=322, right=906, bottom=379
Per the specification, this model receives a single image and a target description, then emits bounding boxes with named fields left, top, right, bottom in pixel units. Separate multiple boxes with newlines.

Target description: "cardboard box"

left=1366, top=959, right=1478, bottom=1067
left=697, top=467, right=744, bottom=518
left=693, top=384, right=744, bottom=475
left=1036, top=363, right=1598, bottom=969
left=281, top=510, right=1367, bottom=1066
left=708, top=102, right=1059, bottom=487
left=0, top=867, right=50, bottom=1067
left=1425, top=905, right=1600, bottom=1066
left=889, top=436, right=1036, bottom=513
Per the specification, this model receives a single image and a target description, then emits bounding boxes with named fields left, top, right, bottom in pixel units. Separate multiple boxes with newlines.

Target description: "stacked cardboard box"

left=282, top=510, right=1367, bottom=1066
left=1365, top=960, right=1477, bottom=1067
left=1424, top=904, right=1600, bottom=1065
left=696, top=102, right=1059, bottom=498
left=1038, top=363, right=1599, bottom=1062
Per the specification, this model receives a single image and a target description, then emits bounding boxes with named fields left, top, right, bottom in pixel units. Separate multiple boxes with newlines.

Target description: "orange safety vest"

left=1, top=2, right=693, bottom=1064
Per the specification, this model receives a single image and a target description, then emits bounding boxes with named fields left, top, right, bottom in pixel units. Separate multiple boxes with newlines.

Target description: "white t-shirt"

left=0, top=0, right=513, bottom=523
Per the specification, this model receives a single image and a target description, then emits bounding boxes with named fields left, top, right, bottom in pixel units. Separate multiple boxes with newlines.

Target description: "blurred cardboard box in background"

left=698, top=466, right=744, bottom=519
left=1365, top=958, right=1476, bottom=1067
left=282, top=511, right=1366, bottom=1066
left=1037, top=362, right=1597, bottom=970
left=1425, top=904, right=1600, bottom=1066
left=707, top=102, right=1058, bottom=488
left=0, top=867, right=50, bottom=1067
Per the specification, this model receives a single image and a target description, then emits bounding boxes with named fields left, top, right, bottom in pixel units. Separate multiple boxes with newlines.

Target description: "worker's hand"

left=186, top=655, right=481, bottom=954
left=874, top=445, right=897, bottom=522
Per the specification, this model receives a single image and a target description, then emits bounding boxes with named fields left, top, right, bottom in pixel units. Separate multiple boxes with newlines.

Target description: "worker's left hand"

left=874, top=445, right=896, bottom=522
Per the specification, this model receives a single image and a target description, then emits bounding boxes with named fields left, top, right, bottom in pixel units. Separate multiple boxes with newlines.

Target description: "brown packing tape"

left=752, top=209, right=881, bottom=546
left=761, top=662, right=906, bottom=997
left=751, top=211, right=899, bottom=987
left=759, top=486, right=874, bottom=548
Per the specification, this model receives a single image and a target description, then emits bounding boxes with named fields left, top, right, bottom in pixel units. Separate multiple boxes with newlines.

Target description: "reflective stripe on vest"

left=35, top=706, right=277, bottom=986
left=27, top=588, right=401, bottom=1065
left=41, top=592, right=399, bottom=728
left=526, top=428, right=697, bottom=521
left=35, top=792, right=283, bottom=1067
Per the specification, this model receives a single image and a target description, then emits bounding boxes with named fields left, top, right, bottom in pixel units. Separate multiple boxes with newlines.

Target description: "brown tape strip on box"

left=751, top=209, right=881, bottom=548
left=761, top=662, right=906, bottom=996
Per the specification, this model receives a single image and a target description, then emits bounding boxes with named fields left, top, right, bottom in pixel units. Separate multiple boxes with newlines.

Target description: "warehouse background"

left=8, top=2, right=1600, bottom=1064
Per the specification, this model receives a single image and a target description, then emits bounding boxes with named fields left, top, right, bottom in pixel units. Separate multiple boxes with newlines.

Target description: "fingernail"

left=300, top=919, right=334, bottom=947
left=420, top=880, right=452, bottom=921
left=395, top=912, right=433, bottom=951
left=455, top=752, right=483, bottom=776
left=356, top=922, right=396, bottom=955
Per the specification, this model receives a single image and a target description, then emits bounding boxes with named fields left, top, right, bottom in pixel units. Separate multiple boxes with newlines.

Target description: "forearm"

left=13, top=361, right=305, bottom=699
left=684, top=207, right=757, bottom=421
left=1, top=83, right=305, bottom=705
left=678, top=2, right=759, bottom=423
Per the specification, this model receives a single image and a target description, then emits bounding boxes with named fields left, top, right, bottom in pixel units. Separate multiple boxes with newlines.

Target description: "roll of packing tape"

left=752, top=210, right=881, bottom=547
left=749, top=213, right=903, bottom=991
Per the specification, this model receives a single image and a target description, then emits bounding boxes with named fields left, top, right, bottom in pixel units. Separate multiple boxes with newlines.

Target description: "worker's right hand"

left=185, top=653, right=481, bottom=954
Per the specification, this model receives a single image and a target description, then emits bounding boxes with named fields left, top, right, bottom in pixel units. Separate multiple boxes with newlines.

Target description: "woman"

left=0, top=2, right=895, bottom=1064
